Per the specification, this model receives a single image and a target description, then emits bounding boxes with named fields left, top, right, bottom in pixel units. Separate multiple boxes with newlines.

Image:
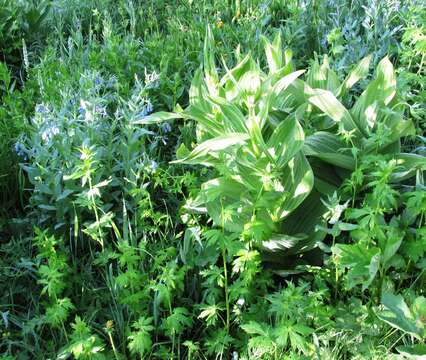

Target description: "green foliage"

left=377, top=292, right=426, bottom=356
left=59, top=316, right=106, bottom=359
left=137, top=30, right=313, bottom=244
left=127, top=317, right=154, bottom=356
left=398, top=4, right=426, bottom=133
left=0, top=0, right=50, bottom=71
left=0, top=1, right=425, bottom=359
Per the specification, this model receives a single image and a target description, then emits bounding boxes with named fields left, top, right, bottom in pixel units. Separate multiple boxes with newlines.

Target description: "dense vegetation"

left=0, top=1, right=425, bottom=359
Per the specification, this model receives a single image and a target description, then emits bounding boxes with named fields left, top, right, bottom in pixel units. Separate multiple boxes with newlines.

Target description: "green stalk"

left=88, top=175, right=104, bottom=250
left=222, top=247, right=230, bottom=333
left=220, top=202, right=231, bottom=334
left=107, top=330, right=120, bottom=360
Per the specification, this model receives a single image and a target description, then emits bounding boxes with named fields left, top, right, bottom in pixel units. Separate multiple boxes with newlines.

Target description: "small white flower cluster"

left=144, top=68, right=160, bottom=89
left=41, top=124, right=60, bottom=143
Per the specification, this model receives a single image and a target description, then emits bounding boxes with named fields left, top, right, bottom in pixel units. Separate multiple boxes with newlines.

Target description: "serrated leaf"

left=333, top=243, right=381, bottom=290
left=241, top=321, right=269, bottom=336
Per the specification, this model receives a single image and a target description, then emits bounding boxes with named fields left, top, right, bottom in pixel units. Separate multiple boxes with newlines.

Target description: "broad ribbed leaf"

left=267, top=116, right=305, bottom=168
left=280, top=189, right=327, bottom=241
left=272, top=70, right=305, bottom=97
left=207, top=95, right=247, bottom=133
left=337, top=55, right=372, bottom=97
left=239, top=68, right=262, bottom=96
left=285, top=78, right=307, bottom=108
left=189, top=68, right=210, bottom=108
left=262, top=233, right=308, bottom=252
left=392, top=153, right=426, bottom=182
left=263, top=33, right=282, bottom=74
left=306, top=57, right=339, bottom=93
left=203, top=25, right=219, bottom=96
left=396, top=344, right=426, bottom=357
left=307, top=89, right=365, bottom=137
left=133, top=111, right=182, bottom=125
left=247, top=114, right=269, bottom=158
left=172, top=133, right=249, bottom=165
left=185, top=105, right=224, bottom=137
left=377, top=292, right=420, bottom=338
left=304, top=132, right=355, bottom=170
left=277, top=152, right=314, bottom=220
left=220, top=53, right=251, bottom=86
left=351, top=57, right=396, bottom=131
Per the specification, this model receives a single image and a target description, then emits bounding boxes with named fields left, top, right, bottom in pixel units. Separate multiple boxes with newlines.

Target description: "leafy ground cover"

left=0, top=1, right=425, bottom=359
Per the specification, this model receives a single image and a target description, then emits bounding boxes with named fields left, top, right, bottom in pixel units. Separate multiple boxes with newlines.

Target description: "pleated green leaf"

left=172, top=133, right=249, bottom=165
left=133, top=111, right=182, bottom=125
left=307, top=88, right=365, bottom=137
left=337, top=55, right=372, bottom=97
left=277, top=152, right=314, bottom=220
left=267, top=115, right=305, bottom=168
left=304, top=132, right=355, bottom=170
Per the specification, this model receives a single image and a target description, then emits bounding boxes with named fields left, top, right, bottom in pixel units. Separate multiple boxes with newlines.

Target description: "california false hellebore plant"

left=135, top=27, right=425, bottom=268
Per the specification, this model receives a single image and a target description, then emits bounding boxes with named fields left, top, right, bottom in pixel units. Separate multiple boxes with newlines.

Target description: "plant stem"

left=107, top=331, right=120, bottom=360
left=222, top=247, right=230, bottom=333
left=88, top=176, right=104, bottom=250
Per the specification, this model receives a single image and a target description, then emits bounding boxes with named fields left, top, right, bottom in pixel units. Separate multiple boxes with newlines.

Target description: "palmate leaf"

left=164, top=307, right=192, bottom=336
left=242, top=321, right=275, bottom=358
left=241, top=321, right=270, bottom=337
left=201, top=177, right=251, bottom=233
left=128, top=317, right=154, bottom=356
left=46, top=298, right=74, bottom=327
left=380, top=225, right=404, bottom=267
left=333, top=243, right=381, bottom=290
